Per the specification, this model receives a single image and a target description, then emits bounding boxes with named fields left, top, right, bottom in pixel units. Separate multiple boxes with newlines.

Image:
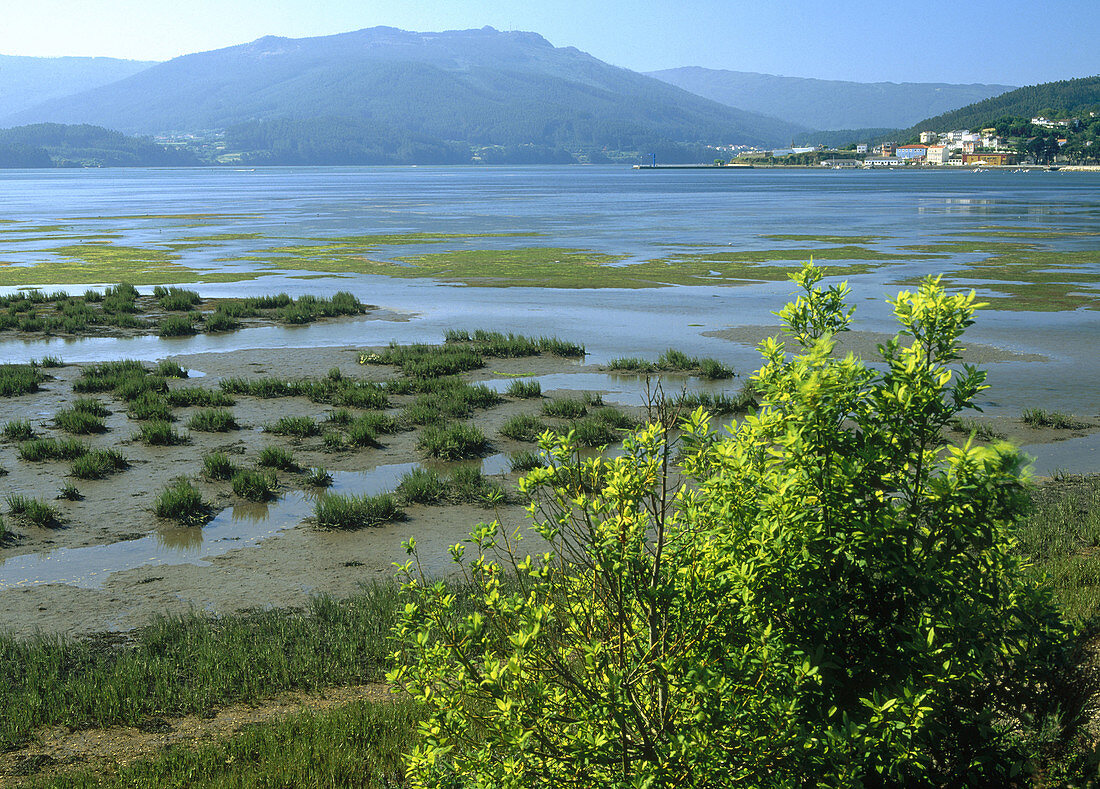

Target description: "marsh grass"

left=2, top=419, right=36, bottom=441
left=1022, top=408, right=1090, bottom=430
left=506, top=379, right=542, bottom=398
left=57, top=483, right=82, bottom=501
left=127, top=392, right=174, bottom=421
left=500, top=413, right=548, bottom=442
left=158, top=314, right=198, bottom=337
left=18, top=437, right=89, bottom=462
left=204, top=309, right=240, bottom=332
left=418, top=422, right=489, bottom=460
left=188, top=408, right=238, bottom=432
left=952, top=418, right=1008, bottom=441
left=220, top=375, right=388, bottom=409
left=53, top=408, right=107, bottom=435
left=201, top=452, right=236, bottom=481
left=316, top=492, right=405, bottom=529
left=671, top=384, right=758, bottom=415
left=396, top=467, right=449, bottom=504
left=509, top=450, right=546, bottom=472
left=231, top=469, right=279, bottom=502
left=153, top=286, right=201, bottom=311
left=134, top=420, right=189, bottom=446
left=399, top=382, right=502, bottom=427
left=0, top=363, right=45, bottom=397
left=166, top=387, right=234, bottom=408
left=5, top=494, right=59, bottom=527
left=607, top=349, right=735, bottom=380
left=0, top=587, right=404, bottom=752
left=305, top=467, right=333, bottom=487
left=265, top=415, right=319, bottom=437
left=153, top=479, right=208, bottom=524
left=71, top=397, right=110, bottom=417
left=257, top=445, right=297, bottom=470
left=542, top=398, right=588, bottom=419
left=70, top=449, right=128, bottom=480
left=155, top=359, right=189, bottom=379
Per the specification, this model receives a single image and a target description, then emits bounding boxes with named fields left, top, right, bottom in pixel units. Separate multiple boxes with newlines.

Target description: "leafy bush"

left=418, top=423, right=488, bottom=460
left=231, top=469, right=279, bottom=502
left=316, top=492, right=405, bottom=530
left=153, top=479, right=207, bottom=524
left=391, top=265, right=1080, bottom=787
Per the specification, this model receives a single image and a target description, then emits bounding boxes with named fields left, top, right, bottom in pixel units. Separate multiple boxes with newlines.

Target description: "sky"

left=0, top=0, right=1097, bottom=86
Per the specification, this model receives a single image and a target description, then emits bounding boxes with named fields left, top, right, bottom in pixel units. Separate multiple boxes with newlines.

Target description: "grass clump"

left=510, top=450, right=546, bottom=472
left=952, top=418, right=1007, bottom=441
left=39, top=355, right=64, bottom=368
left=0, top=363, right=45, bottom=396
left=153, top=479, right=208, bottom=524
left=188, top=408, right=238, bottom=432
left=127, top=391, right=174, bottom=421
left=153, top=285, right=201, bottom=311
left=71, top=397, right=110, bottom=417
left=231, top=469, right=279, bottom=502
left=204, top=309, right=241, bottom=332
left=316, top=492, right=405, bottom=529
left=134, top=420, right=188, bottom=446
left=506, top=379, right=542, bottom=398
left=166, top=387, right=234, bottom=407
left=155, top=359, right=189, bottom=378
left=305, top=467, right=333, bottom=487
left=500, top=413, right=549, bottom=442
left=672, top=384, right=757, bottom=415
left=202, top=452, right=237, bottom=481
left=57, top=483, right=82, bottom=501
left=53, top=407, right=107, bottom=434
left=6, top=494, right=59, bottom=527
left=18, top=437, right=89, bottom=461
left=608, top=357, right=657, bottom=373
left=418, top=422, right=489, bottom=460
left=158, top=314, right=198, bottom=337
left=265, top=415, right=319, bottom=437
left=607, top=349, right=734, bottom=379
left=2, top=419, right=35, bottom=441
left=1022, top=408, right=1089, bottom=430
left=257, top=445, right=297, bottom=470
left=447, top=465, right=503, bottom=504
left=70, top=449, right=128, bottom=479
left=542, top=398, right=588, bottom=419
left=397, top=467, right=449, bottom=504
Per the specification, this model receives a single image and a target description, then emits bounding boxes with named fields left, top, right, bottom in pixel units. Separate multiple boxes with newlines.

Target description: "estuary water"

left=1, top=165, right=1099, bottom=463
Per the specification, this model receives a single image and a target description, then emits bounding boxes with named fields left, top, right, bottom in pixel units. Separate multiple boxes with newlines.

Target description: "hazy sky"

left=1, top=0, right=1096, bottom=86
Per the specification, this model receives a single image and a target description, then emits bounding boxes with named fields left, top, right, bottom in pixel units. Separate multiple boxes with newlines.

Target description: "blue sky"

left=2, top=0, right=1097, bottom=86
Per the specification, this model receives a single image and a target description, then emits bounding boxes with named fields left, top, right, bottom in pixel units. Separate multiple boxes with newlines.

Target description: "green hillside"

left=0, top=124, right=198, bottom=167
left=2, top=27, right=803, bottom=163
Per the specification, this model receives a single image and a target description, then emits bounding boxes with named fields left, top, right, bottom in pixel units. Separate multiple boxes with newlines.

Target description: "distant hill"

left=2, top=27, right=804, bottom=163
left=646, top=67, right=1014, bottom=131
left=0, top=54, right=155, bottom=118
left=792, top=128, right=899, bottom=148
left=0, top=124, right=198, bottom=167
left=901, top=75, right=1100, bottom=137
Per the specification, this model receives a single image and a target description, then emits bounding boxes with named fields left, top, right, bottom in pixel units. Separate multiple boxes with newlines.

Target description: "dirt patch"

left=0, top=683, right=390, bottom=783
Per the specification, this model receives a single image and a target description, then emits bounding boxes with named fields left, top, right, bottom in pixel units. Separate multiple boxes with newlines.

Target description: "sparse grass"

left=952, top=418, right=1008, bottom=441
left=265, top=415, right=319, bottom=437
left=672, top=384, right=757, bottom=415
left=202, top=451, right=236, bottom=481
left=510, top=450, right=546, bottom=472
left=607, top=350, right=734, bottom=379
left=188, top=408, right=238, bottom=432
left=257, top=445, right=297, bottom=470
left=506, top=379, right=542, bottom=398
left=166, top=387, right=234, bottom=407
left=231, top=469, right=279, bottom=502
left=326, top=408, right=355, bottom=425
left=418, top=422, right=489, bottom=460
left=153, top=478, right=208, bottom=524
left=70, top=449, right=128, bottom=479
left=542, top=398, right=588, bottom=419
left=53, top=407, right=107, bottom=435
left=2, top=419, right=35, bottom=441
left=1022, top=408, right=1089, bottom=430
left=57, top=483, right=82, bottom=501
left=219, top=375, right=388, bottom=409
left=6, top=494, right=59, bottom=527
left=316, top=492, right=405, bottom=529
left=134, top=420, right=188, bottom=446
left=305, top=467, right=333, bottom=487
left=500, top=413, right=549, bottom=442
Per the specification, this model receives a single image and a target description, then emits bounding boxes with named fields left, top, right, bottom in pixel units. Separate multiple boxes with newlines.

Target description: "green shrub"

left=201, top=452, right=236, bottom=481
left=316, top=492, right=404, bottom=529
left=153, top=479, right=207, bottom=524
left=231, top=469, right=279, bottom=502
left=71, top=449, right=128, bottom=479
left=188, top=409, right=238, bottom=432
left=2, top=419, right=35, bottom=441
left=418, top=423, right=488, bottom=460
left=391, top=265, right=1080, bottom=787
left=264, top=416, right=318, bottom=437
left=499, top=414, right=548, bottom=442
left=257, top=445, right=297, bottom=470
left=134, top=420, right=188, bottom=446
left=505, top=379, right=542, bottom=398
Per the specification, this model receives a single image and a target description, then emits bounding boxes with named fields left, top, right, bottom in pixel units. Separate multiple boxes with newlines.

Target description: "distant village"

left=721, top=113, right=1095, bottom=168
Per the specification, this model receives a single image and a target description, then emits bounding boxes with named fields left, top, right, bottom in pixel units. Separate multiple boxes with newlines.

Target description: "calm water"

left=0, top=164, right=1098, bottom=444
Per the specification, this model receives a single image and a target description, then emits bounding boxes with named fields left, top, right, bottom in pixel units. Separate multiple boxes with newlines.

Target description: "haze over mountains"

left=646, top=67, right=1015, bottom=130
left=0, top=26, right=1059, bottom=165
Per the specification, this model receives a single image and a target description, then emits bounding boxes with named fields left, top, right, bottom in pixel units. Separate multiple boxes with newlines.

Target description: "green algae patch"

left=761, top=234, right=887, bottom=244
left=180, top=232, right=266, bottom=242
left=900, top=241, right=1037, bottom=255
left=0, top=233, right=123, bottom=245
left=0, top=244, right=199, bottom=287
left=946, top=227, right=1100, bottom=239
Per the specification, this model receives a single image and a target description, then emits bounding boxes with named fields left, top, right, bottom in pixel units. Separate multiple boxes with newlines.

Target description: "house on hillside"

left=896, top=144, right=928, bottom=160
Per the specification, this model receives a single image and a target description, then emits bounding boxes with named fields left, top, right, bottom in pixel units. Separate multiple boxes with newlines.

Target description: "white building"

left=926, top=145, right=949, bottom=165
left=863, top=157, right=902, bottom=167
left=919, top=131, right=938, bottom=144
left=856, top=143, right=868, bottom=154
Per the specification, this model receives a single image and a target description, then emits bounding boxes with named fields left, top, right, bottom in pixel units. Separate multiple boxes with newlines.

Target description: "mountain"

left=2, top=27, right=804, bottom=163
left=900, top=75, right=1100, bottom=136
left=0, top=123, right=199, bottom=167
left=0, top=54, right=156, bottom=118
left=646, top=67, right=1014, bottom=131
